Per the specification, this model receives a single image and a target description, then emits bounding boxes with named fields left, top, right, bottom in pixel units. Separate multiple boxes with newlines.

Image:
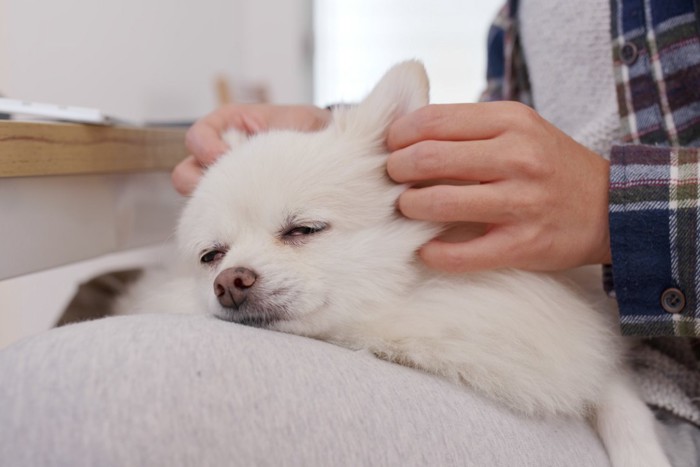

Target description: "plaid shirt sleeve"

left=608, top=0, right=700, bottom=337
left=610, top=146, right=700, bottom=336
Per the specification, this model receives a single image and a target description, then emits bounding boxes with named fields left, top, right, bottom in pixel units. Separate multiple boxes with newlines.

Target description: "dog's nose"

left=214, top=267, right=258, bottom=309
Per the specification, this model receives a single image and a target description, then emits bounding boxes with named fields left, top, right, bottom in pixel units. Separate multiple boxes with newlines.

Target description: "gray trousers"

left=0, top=313, right=675, bottom=467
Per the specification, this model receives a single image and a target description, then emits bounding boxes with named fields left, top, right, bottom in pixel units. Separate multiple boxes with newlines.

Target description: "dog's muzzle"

left=212, top=267, right=287, bottom=328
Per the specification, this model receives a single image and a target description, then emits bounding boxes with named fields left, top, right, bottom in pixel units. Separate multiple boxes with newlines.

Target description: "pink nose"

left=214, top=267, right=258, bottom=309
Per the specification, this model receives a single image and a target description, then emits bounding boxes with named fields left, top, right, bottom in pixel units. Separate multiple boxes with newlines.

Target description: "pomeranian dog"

left=130, top=62, right=670, bottom=466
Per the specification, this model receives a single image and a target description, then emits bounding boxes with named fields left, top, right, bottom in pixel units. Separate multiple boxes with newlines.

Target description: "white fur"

left=140, top=61, right=669, bottom=466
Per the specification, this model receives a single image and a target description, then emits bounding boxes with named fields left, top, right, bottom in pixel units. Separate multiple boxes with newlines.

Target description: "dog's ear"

left=333, top=60, right=429, bottom=142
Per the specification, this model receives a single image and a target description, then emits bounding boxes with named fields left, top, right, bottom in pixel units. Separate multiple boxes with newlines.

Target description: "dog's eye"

left=285, top=227, right=318, bottom=237
left=282, top=223, right=328, bottom=239
left=201, top=250, right=225, bottom=264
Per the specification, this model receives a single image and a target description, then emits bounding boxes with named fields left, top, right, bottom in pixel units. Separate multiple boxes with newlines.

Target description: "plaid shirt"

left=483, top=0, right=700, bottom=337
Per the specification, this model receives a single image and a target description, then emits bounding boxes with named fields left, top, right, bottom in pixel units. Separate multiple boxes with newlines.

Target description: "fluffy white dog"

left=134, top=62, right=670, bottom=467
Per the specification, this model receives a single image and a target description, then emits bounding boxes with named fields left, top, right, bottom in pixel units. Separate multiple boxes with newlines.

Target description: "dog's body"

left=129, top=62, right=670, bottom=466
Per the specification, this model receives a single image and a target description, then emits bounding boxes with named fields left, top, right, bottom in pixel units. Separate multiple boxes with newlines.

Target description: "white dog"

left=133, top=62, right=670, bottom=467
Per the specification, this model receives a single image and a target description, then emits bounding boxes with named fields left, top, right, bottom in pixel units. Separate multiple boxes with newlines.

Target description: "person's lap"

left=0, top=314, right=611, bottom=467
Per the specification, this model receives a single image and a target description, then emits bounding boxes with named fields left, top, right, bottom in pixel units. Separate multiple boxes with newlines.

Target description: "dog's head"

left=177, top=61, right=440, bottom=334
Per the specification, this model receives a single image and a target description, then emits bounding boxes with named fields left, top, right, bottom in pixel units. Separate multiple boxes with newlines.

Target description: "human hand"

left=172, top=104, right=331, bottom=195
left=386, top=102, right=612, bottom=273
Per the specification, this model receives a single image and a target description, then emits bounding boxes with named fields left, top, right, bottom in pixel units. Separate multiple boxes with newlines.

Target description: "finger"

left=387, top=139, right=506, bottom=183
left=186, top=105, right=272, bottom=164
left=185, top=118, right=231, bottom=166
left=387, top=101, right=526, bottom=151
left=398, top=184, right=513, bottom=224
left=186, top=106, right=329, bottom=166
left=171, top=156, right=204, bottom=196
left=418, top=231, right=517, bottom=273
left=264, top=105, right=331, bottom=132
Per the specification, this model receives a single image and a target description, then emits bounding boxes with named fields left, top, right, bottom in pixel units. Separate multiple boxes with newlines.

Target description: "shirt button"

left=620, top=42, right=638, bottom=65
left=661, top=288, right=686, bottom=314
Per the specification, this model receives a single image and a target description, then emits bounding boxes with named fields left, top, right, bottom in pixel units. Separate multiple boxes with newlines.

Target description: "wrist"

left=588, top=153, right=613, bottom=265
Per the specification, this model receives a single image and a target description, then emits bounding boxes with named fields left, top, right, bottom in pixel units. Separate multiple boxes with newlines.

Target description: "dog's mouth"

left=213, top=305, right=286, bottom=329
left=210, top=285, right=299, bottom=328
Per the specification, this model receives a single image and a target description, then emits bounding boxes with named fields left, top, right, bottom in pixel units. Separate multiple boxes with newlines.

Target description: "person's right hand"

left=173, top=104, right=331, bottom=195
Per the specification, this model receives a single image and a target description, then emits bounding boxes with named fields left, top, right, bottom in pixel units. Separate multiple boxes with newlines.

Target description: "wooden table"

left=0, top=121, right=188, bottom=280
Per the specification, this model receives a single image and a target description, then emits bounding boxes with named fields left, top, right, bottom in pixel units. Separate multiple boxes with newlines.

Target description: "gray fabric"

left=631, top=338, right=700, bottom=427
left=654, top=409, right=700, bottom=467
left=0, top=314, right=612, bottom=467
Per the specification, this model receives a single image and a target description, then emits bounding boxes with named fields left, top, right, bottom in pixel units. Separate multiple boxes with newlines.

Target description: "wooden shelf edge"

left=0, top=121, right=188, bottom=177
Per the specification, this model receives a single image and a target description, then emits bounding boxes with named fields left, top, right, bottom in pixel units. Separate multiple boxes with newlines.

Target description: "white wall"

left=0, top=0, right=312, bottom=122
left=314, top=0, right=503, bottom=106
left=236, top=0, right=314, bottom=105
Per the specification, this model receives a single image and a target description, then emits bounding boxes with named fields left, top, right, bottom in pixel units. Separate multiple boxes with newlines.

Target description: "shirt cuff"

left=609, top=144, right=700, bottom=337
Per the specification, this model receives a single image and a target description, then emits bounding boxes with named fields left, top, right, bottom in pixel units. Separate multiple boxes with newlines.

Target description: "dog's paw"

left=366, top=343, right=435, bottom=373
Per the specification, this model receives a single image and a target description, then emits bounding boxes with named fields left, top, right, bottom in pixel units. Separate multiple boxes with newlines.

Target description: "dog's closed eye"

left=280, top=222, right=329, bottom=244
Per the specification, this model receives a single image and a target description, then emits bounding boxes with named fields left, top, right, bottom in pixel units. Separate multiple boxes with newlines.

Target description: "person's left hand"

left=386, top=101, right=612, bottom=273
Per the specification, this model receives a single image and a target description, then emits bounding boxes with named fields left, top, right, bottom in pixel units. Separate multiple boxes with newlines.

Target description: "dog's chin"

left=212, top=305, right=285, bottom=329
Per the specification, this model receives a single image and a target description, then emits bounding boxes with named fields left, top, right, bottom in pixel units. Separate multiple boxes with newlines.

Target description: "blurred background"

left=0, top=0, right=501, bottom=120
left=0, top=0, right=502, bottom=346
